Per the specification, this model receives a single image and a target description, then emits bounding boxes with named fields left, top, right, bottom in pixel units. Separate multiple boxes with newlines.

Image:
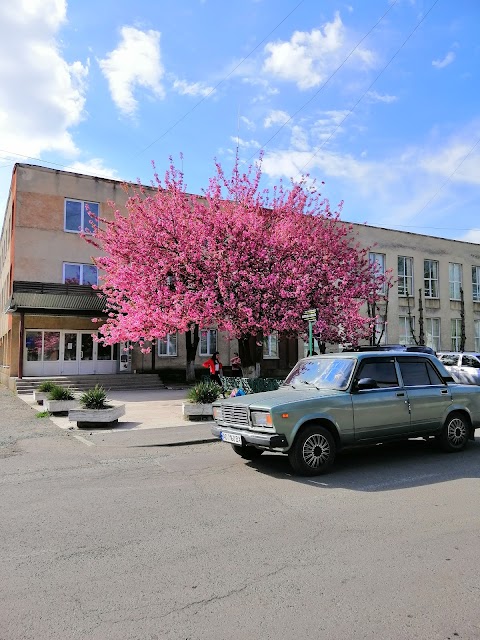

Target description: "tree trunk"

left=460, top=287, right=466, bottom=351
left=185, top=324, right=200, bottom=383
left=418, top=289, right=425, bottom=345
left=238, top=334, right=262, bottom=378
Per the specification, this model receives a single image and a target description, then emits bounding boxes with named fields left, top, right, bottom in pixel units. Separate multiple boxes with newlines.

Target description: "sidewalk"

left=19, top=388, right=219, bottom=447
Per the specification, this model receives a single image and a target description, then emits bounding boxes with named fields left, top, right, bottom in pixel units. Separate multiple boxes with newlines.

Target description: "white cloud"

left=65, top=159, right=119, bottom=180
left=0, top=0, right=88, bottom=160
left=172, top=78, right=214, bottom=97
left=366, top=90, right=398, bottom=103
left=229, top=136, right=261, bottom=149
left=99, top=27, right=165, bottom=116
left=263, top=12, right=376, bottom=90
left=432, top=51, right=456, bottom=69
left=264, top=110, right=290, bottom=128
left=458, top=229, right=480, bottom=244
left=240, top=116, right=255, bottom=130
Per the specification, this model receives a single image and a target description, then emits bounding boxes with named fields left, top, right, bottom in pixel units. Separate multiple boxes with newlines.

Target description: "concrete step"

left=13, top=374, right=166, bottom=394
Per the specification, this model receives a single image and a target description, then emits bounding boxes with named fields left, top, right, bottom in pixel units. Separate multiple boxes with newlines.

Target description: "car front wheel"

left=438, top=412, right=470, bottom=452
left=288, top=425, right=336, bottom=476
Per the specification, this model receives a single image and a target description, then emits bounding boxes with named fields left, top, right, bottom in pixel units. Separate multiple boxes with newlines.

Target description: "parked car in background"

left=437, top=352, right=480, bottom=385
left=212, top=352, right=479, bottom=476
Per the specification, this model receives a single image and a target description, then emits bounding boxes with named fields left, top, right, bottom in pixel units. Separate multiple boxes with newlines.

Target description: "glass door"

left=62, top=332, right=79, bottom=374
left=79, top=333, right=95, bottom=374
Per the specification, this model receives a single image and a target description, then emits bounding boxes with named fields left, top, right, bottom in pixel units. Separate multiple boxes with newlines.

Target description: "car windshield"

left=284, top=358, right=355, bottom=390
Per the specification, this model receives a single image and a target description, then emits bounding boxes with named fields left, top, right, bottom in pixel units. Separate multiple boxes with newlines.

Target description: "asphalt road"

left=1, top=388, right=480, bottom=640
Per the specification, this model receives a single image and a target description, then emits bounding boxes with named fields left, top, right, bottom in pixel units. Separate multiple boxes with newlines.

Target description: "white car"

left=437, top=352, right=480, bottom=385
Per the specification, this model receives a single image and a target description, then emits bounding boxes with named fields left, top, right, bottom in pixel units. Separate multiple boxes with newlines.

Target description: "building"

left=1, top=163, right=479, bottom=388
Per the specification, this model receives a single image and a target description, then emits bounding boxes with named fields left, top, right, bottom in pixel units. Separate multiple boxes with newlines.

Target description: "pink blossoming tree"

left=86, top=156, right=385, bottom=380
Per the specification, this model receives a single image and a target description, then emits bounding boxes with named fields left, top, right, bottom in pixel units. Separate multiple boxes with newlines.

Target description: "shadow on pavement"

left=245, top=437, right=480, bottom=492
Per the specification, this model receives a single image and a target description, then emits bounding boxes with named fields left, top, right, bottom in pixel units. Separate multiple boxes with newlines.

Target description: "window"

left=369, top=252, right=386, bottom=293
left=263, top=332, right=279, bottom=358
left=449, top=263, right=462, bottom=300
left=158, top=333, right=177, bottom=356
left=399, top=316, right=415, bottom=345
left=472, top=266, right=480, bottom=302
left=461, top=354, right=480, bottom=369
left=475, top=319, right=480, bottom=352
left=425, top=318, right=440, bottom=352
left=398, top=359, right=444, bottom=386
left=356, top=359, right=399, bottom=388
left=63, top=263, right=98, bottom=286
left=398, top=256, right=413, bottom=296
left=25, top=331, right=60, bottom=361
left=424, top=259, right=439, bottom=298
left=64, top=199, right=99, bottom=233
left=200, top=329, right=217, bottom=356
left=451, top=318, right=462, bottom=351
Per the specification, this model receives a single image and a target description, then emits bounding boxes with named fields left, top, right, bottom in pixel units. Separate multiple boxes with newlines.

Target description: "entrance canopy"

left=5, top=281, right=107, bottom=316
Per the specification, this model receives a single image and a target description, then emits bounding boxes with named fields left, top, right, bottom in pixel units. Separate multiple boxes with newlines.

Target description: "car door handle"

left=441, top=389, right=449, bottom=394
left=396, top=392, right=405, bottom=397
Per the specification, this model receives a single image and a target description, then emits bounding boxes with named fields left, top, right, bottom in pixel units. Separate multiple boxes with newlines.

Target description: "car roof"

left=305, top=351, right=437, bottom=361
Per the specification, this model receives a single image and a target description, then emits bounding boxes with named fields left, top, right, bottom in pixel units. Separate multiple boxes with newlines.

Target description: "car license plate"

left=221, top=432, right=242, bottom=445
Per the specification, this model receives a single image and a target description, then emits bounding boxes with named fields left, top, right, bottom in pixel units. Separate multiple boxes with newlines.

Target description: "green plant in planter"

left=48, top=386, right=75, bottom=401
left=79, top=385, right=109, bottom=410
left=37, top=380, right=57, bottom=393
left=187, top=381, right=222, bottom=404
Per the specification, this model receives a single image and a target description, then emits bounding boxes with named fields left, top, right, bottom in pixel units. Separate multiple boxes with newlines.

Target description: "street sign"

left=302, top=309, right=317, bottom=321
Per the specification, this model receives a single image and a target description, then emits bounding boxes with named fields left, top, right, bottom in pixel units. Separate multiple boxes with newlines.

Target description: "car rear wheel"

left=438, top=412, right=470, bottom=452
left=288, top=425, right=336, bottom=476
left=231, top=444, right=264, bottom=460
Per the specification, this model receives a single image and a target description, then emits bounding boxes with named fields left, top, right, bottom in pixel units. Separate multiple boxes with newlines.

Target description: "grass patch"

left=36, top=410, right=51, bottom=418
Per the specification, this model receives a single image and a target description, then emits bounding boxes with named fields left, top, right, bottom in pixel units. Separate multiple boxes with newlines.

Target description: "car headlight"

left=251, top=411, right=273, bottom=428
left=212, top=406, right=222, bottom=421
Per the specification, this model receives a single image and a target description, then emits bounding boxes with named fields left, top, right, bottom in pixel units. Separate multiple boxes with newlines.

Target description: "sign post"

left=301, top=309, right=317, bottom=356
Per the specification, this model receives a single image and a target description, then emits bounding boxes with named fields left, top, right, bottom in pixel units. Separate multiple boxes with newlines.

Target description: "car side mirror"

left=356, top=377, right=378, bottom=391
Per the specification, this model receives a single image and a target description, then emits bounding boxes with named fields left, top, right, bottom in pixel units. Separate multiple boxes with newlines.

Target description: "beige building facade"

left=1, top=163, right=479, bottom=387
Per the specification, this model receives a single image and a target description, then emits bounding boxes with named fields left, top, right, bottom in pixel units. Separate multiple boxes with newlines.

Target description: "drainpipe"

left=18, top=311, right=25, bottom=379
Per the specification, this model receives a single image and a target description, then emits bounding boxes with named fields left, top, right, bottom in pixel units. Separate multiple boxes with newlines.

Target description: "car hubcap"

left=448, top=418, right=467, bottom=445
left=303, top=434, right=330, bottom=468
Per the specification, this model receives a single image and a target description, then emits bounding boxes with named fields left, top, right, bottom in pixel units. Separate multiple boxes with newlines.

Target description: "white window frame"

left=425, top=317, right=440, bottom=352
left=64, top=199, right=99, bottom=234
left=399, top=315, right=415, bottom=345
left=369, top=252, right=386, bottom=294
left=398, top=256, right=413, bottom=297
left=449, top=263, right=462, bottom=301
left=472, top=266, right=480, bottom=302
left=63, top=263, right=98, bottom=286
left=157, top=333, right=177, bottom=357
left=199, top=329, right=217, bottom=356
left=451, top=318, right=462, bottom=351
left=475, top=319, right=480, bottom=352
left=424, top=259, right=439, bottom=298
left=263, top=332, right=279, bottom=359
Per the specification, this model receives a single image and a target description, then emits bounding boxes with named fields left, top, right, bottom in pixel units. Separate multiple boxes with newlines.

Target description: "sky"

left=0, top=0, right=479, bottom=241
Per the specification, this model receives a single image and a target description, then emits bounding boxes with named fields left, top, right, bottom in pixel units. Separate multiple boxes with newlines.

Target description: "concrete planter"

left=44, top=399, right=79, bottom=414
left=69, top=404, right=125, bottom=428
left=182, top=402, right=213, bottom=420
left=33, top=391, right=48, bottom=405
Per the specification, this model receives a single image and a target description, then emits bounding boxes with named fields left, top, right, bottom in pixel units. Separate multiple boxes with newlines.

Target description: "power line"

left=295, top=0, right=440, bottom=176
left=134, top=0, right=306, bottom=158
left=245, top=0, right=399, bottom=165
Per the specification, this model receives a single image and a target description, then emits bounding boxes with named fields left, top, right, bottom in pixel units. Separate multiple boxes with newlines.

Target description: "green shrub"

left=187, top=381, right=222, bottom=404
left=37, top=380, right=57, bottom=393
left=35, top=411, right=51, bottom=418
left=48, top=386, right=75, bottom=401
left=79, top=385, right=108, bottom=410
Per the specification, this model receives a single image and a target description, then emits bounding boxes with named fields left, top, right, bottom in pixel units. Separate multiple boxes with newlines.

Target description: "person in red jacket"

left=203, top=351, right=223, bottom=386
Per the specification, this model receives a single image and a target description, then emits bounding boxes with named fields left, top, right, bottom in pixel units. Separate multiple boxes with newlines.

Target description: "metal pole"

left=309, top=320, right=313, bottom=356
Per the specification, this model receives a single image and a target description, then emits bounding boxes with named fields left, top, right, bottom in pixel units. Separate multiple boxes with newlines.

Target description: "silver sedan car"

left=437, top=352, right=480, bottom=385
